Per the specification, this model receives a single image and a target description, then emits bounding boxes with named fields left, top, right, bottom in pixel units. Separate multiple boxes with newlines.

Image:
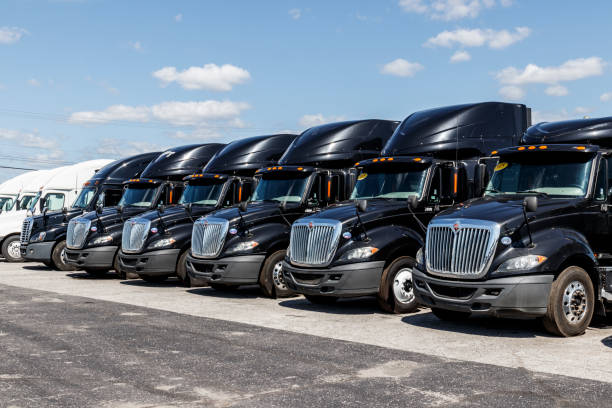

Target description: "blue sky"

left=1, top=0, right=611, bottom=181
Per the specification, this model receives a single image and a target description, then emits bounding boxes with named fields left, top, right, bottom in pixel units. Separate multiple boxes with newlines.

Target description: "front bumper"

left=282, top=260, right=386, bottom=297
left=65, top=246, right=117, bottom=270
left=412, top=268, right=554, bottom=318
left=186, top=254, right=265, bottom=284
left=119, top=249, right=181, bottom=276
left=22, top=241, right=55, bottom=261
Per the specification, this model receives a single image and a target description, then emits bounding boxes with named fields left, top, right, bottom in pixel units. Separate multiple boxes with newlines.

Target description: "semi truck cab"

left=413, top=117, right=612, bottom=336
left=21, top=153, right=159, bottom=270
left=64, top=144, right=223, bottom=277
left=282, top=102, right=532, bottom=312
left=186, top=119, right=399, bottom=298
left=117, top=133, right=296, bottom=285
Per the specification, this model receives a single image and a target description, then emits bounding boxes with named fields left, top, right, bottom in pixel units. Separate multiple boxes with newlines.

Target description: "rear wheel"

left=431, top=308, right=471, bottom=321
left=176, top=251, right=190, bottom=287
left=2, top=236, right=22, bottom=262
left=305, top=295, right=338, bottom=305
left=140, top=275, right=169, bottom=283
left=377, top=256, right=418, bottom=314
left=51, top=240, right=76, bottom=271
left=259, top=250, right=293, bottom=298
left=542, top=266, right=594, bottom=337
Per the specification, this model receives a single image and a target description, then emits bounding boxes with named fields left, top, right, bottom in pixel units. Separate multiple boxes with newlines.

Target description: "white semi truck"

left=0, top=159, right=113, bottom=262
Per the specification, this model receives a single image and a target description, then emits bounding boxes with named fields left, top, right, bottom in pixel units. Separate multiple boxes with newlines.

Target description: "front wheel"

left=2, top=236, right=23, bottom=262
left=377, top=256, right=418, bottom=314
left=542, top=266, right=594, bottom=337
left=259, top=250, right=294, bottom=298
left=51, top=240, right=76, bottom=271
left=175, top=251, right=190, bottom=287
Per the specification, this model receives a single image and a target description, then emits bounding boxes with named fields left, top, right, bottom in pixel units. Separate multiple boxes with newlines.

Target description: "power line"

left=0, top=165, right=38, bottom=171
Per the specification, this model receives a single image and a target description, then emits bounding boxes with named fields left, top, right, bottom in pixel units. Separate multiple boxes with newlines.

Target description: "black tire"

left=113, top=252, right=126, bottom=279
left=176, top=251, right=190, bottom=287
left=140, top=275, right=169, bottom=283
left=305, top=295, right=338, bottom=305
left=51, top=240, right=77, bottom=271
left=431, top=308, right=471, bottom=321
left=85, top=269, right=109, bottom=277
left=542, top=266, right=594, bottom=337
left=42, top=261, right=54, bottom=269
left=209, top=283, right=238, bottom=291
left=377, top=256, right=418, bottom=314
left=2, top=235, right=23, bottom=262
left=259, top=250, right=294, bottom=298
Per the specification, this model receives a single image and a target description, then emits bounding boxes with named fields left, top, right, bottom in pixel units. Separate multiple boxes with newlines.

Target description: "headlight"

left=148, top=238, right=176, bottom=249
left=92, top=235, right=113, bottom=245
left=225, top=241, right=259, bottom=254
left=416, top=247, right=424, bottom=265
left=343, top=246, right=379, bottom=260
left=496, top=255, right=547, bottom=272
left=31, top=232, right=46, bottom=242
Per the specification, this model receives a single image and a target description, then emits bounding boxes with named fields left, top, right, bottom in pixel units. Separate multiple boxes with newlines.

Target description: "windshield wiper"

left=484, top=188, right=502, bottom=194
left=516, top=190, right=549, bottom=197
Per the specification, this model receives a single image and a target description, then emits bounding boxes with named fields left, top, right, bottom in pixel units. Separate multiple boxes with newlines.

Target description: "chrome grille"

left=66, top=218, right=91, bottom=249
left=121, top=218, right=151, bottom=253
left=425, top=219, right=499, bottom=278
left=289, top=218, right=342, bottom=267
left=191, top=217, right=229, bottom=258
left=20, top=217, right=33, bottom=244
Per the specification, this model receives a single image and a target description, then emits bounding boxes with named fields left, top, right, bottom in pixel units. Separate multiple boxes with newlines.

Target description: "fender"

left=357, top=224, right=424, bottom=265
left=239, top=221, right=291, bottom=256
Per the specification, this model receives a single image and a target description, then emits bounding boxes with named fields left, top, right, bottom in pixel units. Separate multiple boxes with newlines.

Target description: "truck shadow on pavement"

left=187, top=285, right=265, bottom=299
left=66, top=272, right=118, bottom=280
left=603, top=336, right=612, bottom=348
left=278, top=296, right=386, bottom=315
left=22, top=265, right=53, bottom=271
left=119, top=278, right=185, bottom=288
left=401, top=312, right=550, bottom=338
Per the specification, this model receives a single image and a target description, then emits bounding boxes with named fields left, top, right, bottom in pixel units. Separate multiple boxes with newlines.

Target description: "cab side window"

left=595, top=158, right=607, bottom=201
left=307, top=176, right=321, bottom=207
left=44, top=193, right=65, bottom=211
left=101, top=189, right=123, bottom=207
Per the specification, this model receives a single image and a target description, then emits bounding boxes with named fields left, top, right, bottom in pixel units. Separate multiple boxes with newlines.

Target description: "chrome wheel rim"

left=562, top=280, right=588, bottom=323
left=272, top=262, right=287, bottom=291
left=393, top=268, right=414, bottom=304
left=7, top=241, right=21, bottom=260
left=61, top=248, right=67, bottom=264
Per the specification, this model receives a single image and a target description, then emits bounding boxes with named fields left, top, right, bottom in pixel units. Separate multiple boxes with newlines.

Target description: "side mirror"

left=279, top=201, right=287, bottom=212
left=408, top=195, right=419, bottom=209
left=186, top=202, right=193, bottom=213
left=96, top=203, right=104, bottom=214
left=356, top=199, right=367, bottom=213
left=158, top=204, right=165, bottom=214
left=239, top=201, right=248, bottom=212
left=117, top=205, right=123, bottom=214
left=62, top=207, right=68, bottom=215
left=475, top=163, right=489, bottom=196
left=42, top=207, right=49, bottom=217
left=523, top=196, right=538, bottom=212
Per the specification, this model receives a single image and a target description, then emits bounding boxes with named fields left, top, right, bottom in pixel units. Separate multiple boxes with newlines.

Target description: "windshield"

left=179, top=182, right=225, bottom=206
left=0, top=197, right=13, bottom=212
left=251, top=175, right=310, bottom=203
left=118, top=185, right=160, bottom=207
left=486, top=154, right=593, bottom=197
left=72, top=187, right=97, bottom=209
left=18, top=194, right=37, bottom=211
left=350, top=169, right=428, bottom=200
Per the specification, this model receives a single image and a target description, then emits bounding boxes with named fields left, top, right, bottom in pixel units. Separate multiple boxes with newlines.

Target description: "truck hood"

left=78, top=206, right=151, bottom=226
left=136, top=204, right=216, bottom=226
left=304, top=200, right=409, bottom=229
left=30, top=208, right=84, bottom=231
left=435, top=195, right=581, bottom=231
left=207, top=202, right=299, bottom=226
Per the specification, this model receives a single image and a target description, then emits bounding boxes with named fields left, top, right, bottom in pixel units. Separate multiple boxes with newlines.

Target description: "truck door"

left=588, top=156, right=609, bottom=253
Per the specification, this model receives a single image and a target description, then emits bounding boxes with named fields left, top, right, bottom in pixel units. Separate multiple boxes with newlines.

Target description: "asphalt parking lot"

left=1, top=263, right=611, bottom=407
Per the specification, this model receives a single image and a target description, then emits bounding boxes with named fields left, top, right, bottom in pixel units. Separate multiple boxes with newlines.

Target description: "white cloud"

left=289, top=8, right=302, bottom=19
left=498, top=85, right=525, bottom=100
left=0, top=27, right=28, bottom=44
left=299, top=114, right=346, bottom=128
left=27, top=78, right=40, bottom=87
left=174, top=13, right=183, bottom=22
left=69, top=105, right=150, bottom=124
left=496, top=57, right=605, bottom=85
left=172, top=127, right=223, bottom=141
left=380, top=59, right=424, bottom=77
left=153, top=63, right=251, bottom=91
left=574, top=106, right=590, bottom=115
left=128, top=41, right=143, bottom=52
left=545, top=84, right=568, bottom=96
left=96, top=138, right=168, bottom=157
left=68, top=100, right=251, bottom=126
left=531, top=110, right=573, bottom=123
left=398, top=0, right=499, bottom=20
left=425, top=27, right=530, bottom=49
left=600, top=92, right=612, bottom=102
left=0, top=128, right=58, bottom=150
left=450, top=50, right=471, bottom=63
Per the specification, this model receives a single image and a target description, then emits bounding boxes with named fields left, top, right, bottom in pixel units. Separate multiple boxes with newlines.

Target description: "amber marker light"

left=539, top=145, right=548, bottom=149
left=491, top=150, right=498, bottom=155
left=518, top=147, right=525, bottom=151
left=387, top=157, right=394, bottom=161
left=373, top=158, right=379, bottom=162
left=528, top=146, right=536, bottom=150
left=575, top=146, right=586, bottom=150
left=298, top=167, right=303, bottom=171
left=413, top=158, right=422, bottom=162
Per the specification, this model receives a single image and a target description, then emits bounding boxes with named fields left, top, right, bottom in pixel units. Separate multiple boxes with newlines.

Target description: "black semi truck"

left=186, top=120, right=399, bottom=298
left=64, top=144, right=224, bottom=278
left=20, top=153, right=159, bottom=271
left=117, top=134, right=296, bottom=285
left=413, top=117, right=612, bottom=337
left=282, top=102, right=531, bottom=312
